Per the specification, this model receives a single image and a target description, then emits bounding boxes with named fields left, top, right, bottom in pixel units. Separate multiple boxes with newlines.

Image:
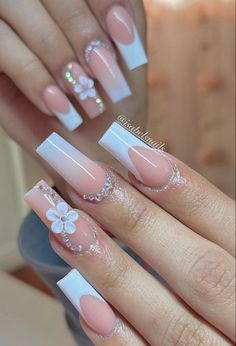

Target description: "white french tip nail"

left=57, top=269, right=104, bottom=313
left=99, top=122, right=144, bottom=181
left=116, top=26, right=148, bottom=70
left=54, top=103, right=83, bottom=131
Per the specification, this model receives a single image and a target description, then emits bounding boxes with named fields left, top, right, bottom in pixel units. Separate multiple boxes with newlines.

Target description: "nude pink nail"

left=24, top=181, right=98, bottom=255
left=85, top=40, right=131, bottom=103
left=43, top=85, right=83, bottom=131
left=99, top=122, right=180, bottom=191
left=36, top=133, right=114, bottom=202
left=106, top=6, right=148, bottom=70
left=58, top=269, right=117, bottom=336
left=63, top=62, right=105, bottom=119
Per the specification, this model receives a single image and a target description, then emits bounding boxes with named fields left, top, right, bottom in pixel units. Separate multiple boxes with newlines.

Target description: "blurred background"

left=0, top=0, right=235, bottom=344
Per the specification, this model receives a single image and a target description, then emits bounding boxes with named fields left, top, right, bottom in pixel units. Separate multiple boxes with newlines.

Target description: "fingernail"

left=43, top=85, right=83, bottom=131
left=99, top=122, right=179, bottom=190
left=58, top=269, right=117, bottom=336
left=85, top=40, right=132, bottom=103
left=106, top=6, right=148, bottom=70
left=36, top=132, right=114, bottom=202
left=63, top=62, right=105, bottom=119
left=24, top=181, right=98, bottom=254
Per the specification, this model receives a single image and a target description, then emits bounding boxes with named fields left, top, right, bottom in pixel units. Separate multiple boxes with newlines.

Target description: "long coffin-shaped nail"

left=36, top=132, right=114, bottom=202
left=43, top=85, right=83, bottom=131
left=63, top=62, right=106, bottom=119
left=58, top=269, right=117, bottom=336
left=99, top=122, right=180, bottom=191
left=106, top=5, right=148, bottom=70
left=85, top=40, right=132, bottom=103
left=24, top=180, right=98, bottom=255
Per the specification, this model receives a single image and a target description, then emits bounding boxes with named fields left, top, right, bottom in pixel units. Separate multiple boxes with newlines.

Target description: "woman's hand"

left=0, top=0, right=148, bottom=181
left=25, top=127, right=235, bottom=345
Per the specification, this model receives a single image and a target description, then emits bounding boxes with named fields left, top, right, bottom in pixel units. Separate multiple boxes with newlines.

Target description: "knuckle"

left=186, top=249, right=235, bottom=302
left=17, top=56, right=42, bottom=77
left=164, top=312, right=211, bottom=346
left=99, top=256, right=130, bottom=293
left=37, top=28, right=63, bottom=52
left=121, top=195, right=153, bottom=237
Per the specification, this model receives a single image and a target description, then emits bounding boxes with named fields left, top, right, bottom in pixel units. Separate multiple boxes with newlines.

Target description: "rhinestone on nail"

left=82, top=170, right=114, bottom=203
left=84, top=39, right=114, bottom=64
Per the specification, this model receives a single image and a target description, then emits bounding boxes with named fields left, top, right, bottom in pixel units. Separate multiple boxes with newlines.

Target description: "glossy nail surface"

left=85, top=40, right=131, bottom=103
left=99, top=122, right=178, bottom=190
left=58, top=269, right=117, bottom=336
left=43, top=85, right=83, bottom=131
left=106, top=6, right=148, bottom=70
left=63, top=62, right=105, bottom=119
left=36, top=132, right=114, bottom=202
left=24, top=181, right=98, bottom=255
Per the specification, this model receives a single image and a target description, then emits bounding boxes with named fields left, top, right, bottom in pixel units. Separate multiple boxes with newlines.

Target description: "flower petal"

left=51, top=220, right=64, bottom=234
left=87, top=88, right=96, bottom=98
left=65, top=221, right=76, bottom=234
left=67, top=210, right=79, bottom=222
left=87, top=79, right=94, bottom=88
left=46, top=208, right=59, bottom=221
left=80, top=92, right=88, bottom=101
left=74, top=84, right=83, bottom=93
left=79, top=75, right=88, bottom=86
left=56, top=202, right=68, bottom=216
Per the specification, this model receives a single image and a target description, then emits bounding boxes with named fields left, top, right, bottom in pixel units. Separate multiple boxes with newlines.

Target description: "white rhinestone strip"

left=84, top=39, right=114, bottom=64
left=82, top=170, right=114, bottom=202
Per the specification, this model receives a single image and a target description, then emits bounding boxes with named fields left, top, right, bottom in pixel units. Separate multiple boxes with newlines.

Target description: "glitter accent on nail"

left=139, top=151, right=185, bottom=193
left=82, top=170, right=114, bottom=203
left=64, top=64, right=105, bottom=113
left=84, top=39, right=114, bottom=64
left=35, top=182, right=99, bottom=256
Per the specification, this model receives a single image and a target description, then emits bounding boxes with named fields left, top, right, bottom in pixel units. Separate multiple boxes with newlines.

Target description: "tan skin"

left=0, top=1, right=235, bottom=345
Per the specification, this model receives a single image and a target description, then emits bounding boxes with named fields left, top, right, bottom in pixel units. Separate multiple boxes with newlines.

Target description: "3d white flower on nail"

left=74, top=76, right=96, bottom=101
left=46, top=202, right=79, bottom=234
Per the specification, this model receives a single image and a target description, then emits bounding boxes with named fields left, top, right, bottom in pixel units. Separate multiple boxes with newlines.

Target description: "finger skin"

left=130, top=156, right=235, bottom=257
left=0, top=0, right=74, bottom=76
left=24, top=181, right=229, bottom=346
left=0, top=20, right=52, bottom=114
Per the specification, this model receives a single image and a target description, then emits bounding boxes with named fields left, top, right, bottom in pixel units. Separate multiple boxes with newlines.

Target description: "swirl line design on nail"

left=35, top=182, right=99, bottom=256
left=82, top=170, right=115, bottom=202
left=64, top=63, right=105, bottom=113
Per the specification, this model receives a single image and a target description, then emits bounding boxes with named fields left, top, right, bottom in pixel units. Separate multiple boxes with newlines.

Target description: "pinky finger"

left=58, top=269, right=147, bottom=346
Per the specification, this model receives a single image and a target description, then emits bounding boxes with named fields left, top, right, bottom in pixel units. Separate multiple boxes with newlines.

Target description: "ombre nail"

left=63, top=62, right=105, bottom=119
left=106, top=6, right=148, bottom=70
left=24, top=181, right=98, bottom=255
left=99, top=122, right=180, bottom=191
left=58, top=269, right=117, bottom=336
left=36, top=132, right=114, bottom=202
left=85, top=39, right=132, bottom=103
